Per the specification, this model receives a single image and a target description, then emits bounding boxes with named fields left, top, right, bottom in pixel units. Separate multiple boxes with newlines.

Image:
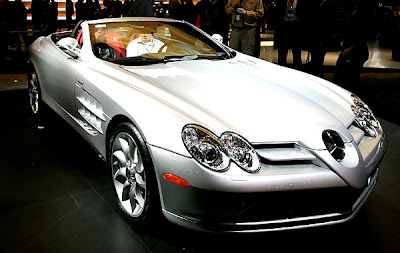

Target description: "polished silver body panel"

left=29, top=18, right=387, bottom=233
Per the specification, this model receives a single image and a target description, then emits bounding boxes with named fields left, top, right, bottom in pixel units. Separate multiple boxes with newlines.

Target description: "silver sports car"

left=28, top=17, right=387, bottom=233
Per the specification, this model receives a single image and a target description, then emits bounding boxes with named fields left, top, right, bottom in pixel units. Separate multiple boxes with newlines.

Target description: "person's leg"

left=311, top=46, right=323, bottom=77
left=241, top=27, right=256, bottom=56
left=229, top=29, right=241, bottom=52
left=278, top=47, right=289, bottom=66
left=292, top=48, right=302, bottom=69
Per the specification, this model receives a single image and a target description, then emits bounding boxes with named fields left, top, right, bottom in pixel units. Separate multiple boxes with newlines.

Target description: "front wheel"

left=28, top=70, right=40, bottom=115
left=109, top=123, right=159, bottom=223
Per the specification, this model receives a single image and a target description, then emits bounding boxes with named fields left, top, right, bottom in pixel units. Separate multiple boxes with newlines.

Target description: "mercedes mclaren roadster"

left=28, top=17, right=387, bottom=233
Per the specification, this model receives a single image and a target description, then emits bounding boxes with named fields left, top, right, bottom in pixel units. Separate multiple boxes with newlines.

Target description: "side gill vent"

left=75, top=85, right=105, bottom=135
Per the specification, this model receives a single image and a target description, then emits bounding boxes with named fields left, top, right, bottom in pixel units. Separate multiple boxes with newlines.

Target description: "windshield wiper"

left=163, top=55, right=199, bottom=62
left=108, top=54, right=227, bottom=66
left=107, top=56, right=166, bottom=66
left=164, top=54, right=227, bottom=62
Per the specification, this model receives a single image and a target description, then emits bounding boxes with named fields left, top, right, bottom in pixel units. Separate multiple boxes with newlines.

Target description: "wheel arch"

left=105, top=114, right=152, bottom=166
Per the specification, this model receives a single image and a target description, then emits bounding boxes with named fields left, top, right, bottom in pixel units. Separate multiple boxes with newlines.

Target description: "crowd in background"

left=0, top=0, right=234, bottom=35
left=0, top=0, right=398, bottom=89
left=0, top=0, right=234, bottom=62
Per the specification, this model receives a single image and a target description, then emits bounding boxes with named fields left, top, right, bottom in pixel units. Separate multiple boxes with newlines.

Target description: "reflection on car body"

left=28, top=17, right=387, bottom=233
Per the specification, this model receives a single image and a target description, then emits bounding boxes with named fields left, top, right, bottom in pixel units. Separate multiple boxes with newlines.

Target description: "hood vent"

left=254, top=143, right=316, bottom=165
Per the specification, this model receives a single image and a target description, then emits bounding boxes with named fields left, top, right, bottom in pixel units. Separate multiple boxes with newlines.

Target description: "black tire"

left=109, top=122, right=159, bottom=224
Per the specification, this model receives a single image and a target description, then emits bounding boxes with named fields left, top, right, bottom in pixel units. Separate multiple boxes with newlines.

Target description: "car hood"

left=122, top=57, right=356, bottom=150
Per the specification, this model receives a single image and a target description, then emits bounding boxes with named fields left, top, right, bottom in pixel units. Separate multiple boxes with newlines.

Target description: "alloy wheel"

left=111, top=132, right=147, bottom=217
left=28, top=72, right=39, bottom=114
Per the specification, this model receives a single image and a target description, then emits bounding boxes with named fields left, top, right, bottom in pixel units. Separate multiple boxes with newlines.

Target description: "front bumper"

left=163, top=168, right=378, bottom=233
left=148, top=133, right=386, bottom=233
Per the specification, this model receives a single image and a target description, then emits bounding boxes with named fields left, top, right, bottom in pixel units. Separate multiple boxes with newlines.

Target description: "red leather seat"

left=106, top=31, right=126, bottom=58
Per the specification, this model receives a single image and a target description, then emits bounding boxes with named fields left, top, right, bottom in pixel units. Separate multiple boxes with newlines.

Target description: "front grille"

left=237, top=187, right=363, bottom=223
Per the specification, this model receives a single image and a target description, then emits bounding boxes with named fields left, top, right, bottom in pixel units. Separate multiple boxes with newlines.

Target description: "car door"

left=44, top=27, right=84, bottom=115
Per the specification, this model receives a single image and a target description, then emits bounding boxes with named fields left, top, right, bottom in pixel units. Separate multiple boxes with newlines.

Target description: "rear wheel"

left=109, top=123, right=159, bottom=223
left=28, top=69, right=47, bottom=127
left=28, top=70, right=40, bottom=115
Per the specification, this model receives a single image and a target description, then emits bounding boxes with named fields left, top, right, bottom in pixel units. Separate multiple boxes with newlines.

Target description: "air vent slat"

left=257, top=148, right=315, bottom=162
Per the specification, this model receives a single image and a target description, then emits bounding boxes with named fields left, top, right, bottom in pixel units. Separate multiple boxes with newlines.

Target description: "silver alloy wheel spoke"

left=113, top=166, right=127, bottom=184
left=133, top=145, right=139, bottom=164
left=119, top=137, right=131, bottom=159
left=29, top=73, right=39, bottom=113
left=113, top=150, right=127, bottom=168
left=113, top=177, right=126, bottom=201
left=135, top=173, right=146, bottom=189
left=117, top=137, right=136, bottom=163
left=135, top=185, right=145, bottom=208
left=129, top=184, right=138, bottom=213
left=122, top=180, right=131, bottom=201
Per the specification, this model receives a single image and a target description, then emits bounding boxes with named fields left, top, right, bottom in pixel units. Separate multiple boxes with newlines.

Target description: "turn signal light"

left=163, top=174, right=190, bottom=187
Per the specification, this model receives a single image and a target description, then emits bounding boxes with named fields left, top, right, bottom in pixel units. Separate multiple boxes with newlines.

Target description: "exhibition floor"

left=0, top=48, right=399, bottom=252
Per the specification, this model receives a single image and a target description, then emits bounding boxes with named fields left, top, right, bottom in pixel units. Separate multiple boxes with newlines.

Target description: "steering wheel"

left=93, top=43, right=116, bottom=60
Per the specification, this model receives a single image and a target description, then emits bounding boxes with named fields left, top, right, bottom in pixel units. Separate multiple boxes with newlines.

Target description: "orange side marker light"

left=163, top=174, right=190, bottom=187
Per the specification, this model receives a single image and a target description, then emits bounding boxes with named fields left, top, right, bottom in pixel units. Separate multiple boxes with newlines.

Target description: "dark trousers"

left=230, top=26, right=257, bottom=56
left=278, top=47, right=302, bottom=69
left=334, top=51, right=368, bottom=92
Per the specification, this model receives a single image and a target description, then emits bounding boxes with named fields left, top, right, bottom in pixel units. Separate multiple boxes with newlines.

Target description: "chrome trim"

left=256, top=148, right=316, bottom=162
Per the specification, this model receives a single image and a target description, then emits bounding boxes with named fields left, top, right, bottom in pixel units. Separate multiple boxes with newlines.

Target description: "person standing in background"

left=168, top=0, right=181, bottom=20
left=334, top=0, right=369, bottom=91
left=298, top=0, right=335, bottom=77
left=66, top=0, right=74, bottom=27
left=274, top=0, right=303, bottom=69
left=179, top=0, right=196, bottom=25
left=48, top=0, right=58, bottom=33
left=128, top=0, right=153, bottom=17
left=225, top=0, right=264, bottom=56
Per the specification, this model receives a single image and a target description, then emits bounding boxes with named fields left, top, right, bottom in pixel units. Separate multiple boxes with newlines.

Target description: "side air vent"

left=75, top=85, right=105, bottom=135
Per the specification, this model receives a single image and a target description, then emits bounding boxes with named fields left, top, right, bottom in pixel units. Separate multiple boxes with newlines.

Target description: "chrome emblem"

left=322, top=130, right=345, bottom=161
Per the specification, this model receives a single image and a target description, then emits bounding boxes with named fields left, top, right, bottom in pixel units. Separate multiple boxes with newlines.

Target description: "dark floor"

left=0, top=58, right=400, bottom=252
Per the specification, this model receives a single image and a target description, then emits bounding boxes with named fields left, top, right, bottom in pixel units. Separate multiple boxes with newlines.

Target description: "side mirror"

left=211, top=34, right=224, bottom=44
left=56, top=37, right=81, bottom=59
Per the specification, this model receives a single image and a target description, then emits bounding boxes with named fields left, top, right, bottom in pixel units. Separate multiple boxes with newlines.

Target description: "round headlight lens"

left=182, top=125, right=230, bottom=172
left=221, top=132, right=260, bottom=173
left=182, top=125, right=260, bottom=173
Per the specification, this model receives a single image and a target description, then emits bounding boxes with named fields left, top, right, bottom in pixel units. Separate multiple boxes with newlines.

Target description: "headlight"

left=182, top=124, right=260, bottom=173
left=220, top=132, right=260, bottom=173
left=182, top=125, right=230, bottom=172
left=351, top=94, right=380, bottom=137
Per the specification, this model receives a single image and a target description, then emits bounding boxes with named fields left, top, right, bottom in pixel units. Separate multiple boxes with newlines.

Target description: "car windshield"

left=89, top=21, right=232, bottom=65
